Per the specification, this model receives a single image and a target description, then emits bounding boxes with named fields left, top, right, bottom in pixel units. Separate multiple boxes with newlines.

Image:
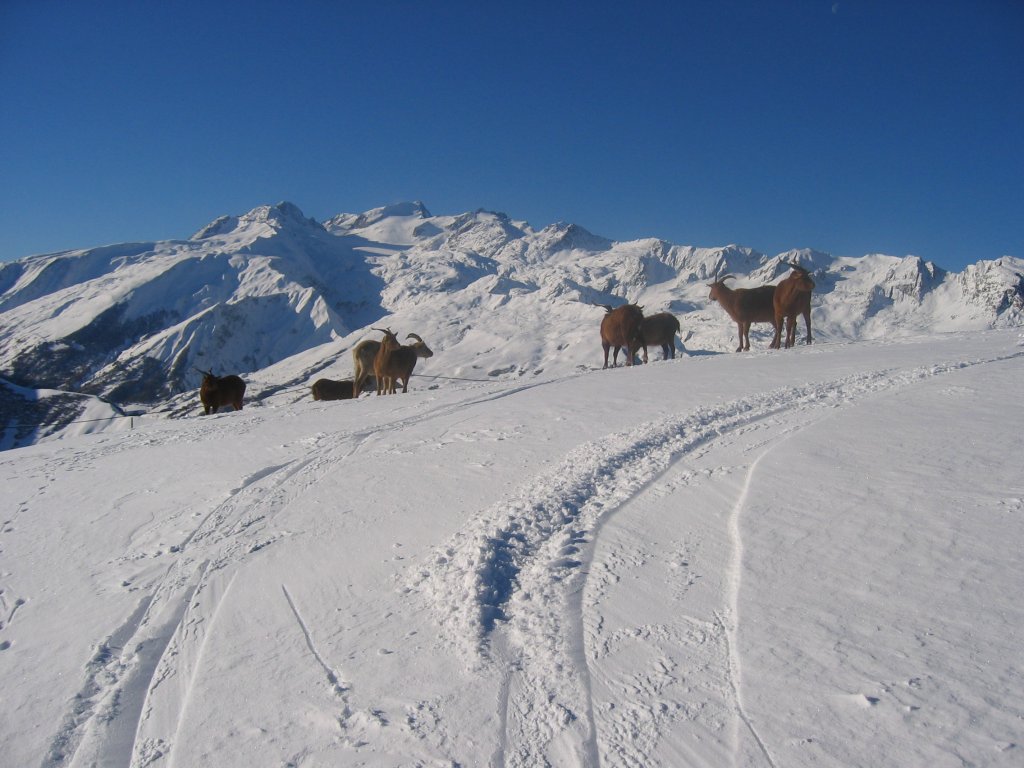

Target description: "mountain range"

left=1, top=201, right=1021, bottom=447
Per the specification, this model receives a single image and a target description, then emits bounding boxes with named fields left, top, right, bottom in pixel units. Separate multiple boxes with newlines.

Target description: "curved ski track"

left=39, top=352, right=1021, bottom=767
left=412, top=351, right=1022, bottom=767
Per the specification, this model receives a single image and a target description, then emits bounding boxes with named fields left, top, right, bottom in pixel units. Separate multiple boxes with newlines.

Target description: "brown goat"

left=707, top=275, right=778, bottom=352
left=373, top=328, right=402, bottom=395
left=640, top=312, right=681, bottom=362
left=198, top=370, right=246, bottom=414
left=597, top=303, right=645, bottom=368
left=311, top=378, right=369, bottom=401
left=771, top=264, right=815, bottom=349
left=351, top=338, right=381, bottom=397
left=373, top=329, right=434, bottom=394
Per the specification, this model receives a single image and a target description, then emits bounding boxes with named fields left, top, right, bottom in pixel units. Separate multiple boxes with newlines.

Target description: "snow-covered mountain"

left=1, top=201, right=1021, bottom=446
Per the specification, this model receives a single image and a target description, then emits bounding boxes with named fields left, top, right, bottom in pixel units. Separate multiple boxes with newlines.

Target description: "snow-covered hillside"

left=1, top=202, right=1021, bottom=436
left=2, top=330, right=1022, bottom=767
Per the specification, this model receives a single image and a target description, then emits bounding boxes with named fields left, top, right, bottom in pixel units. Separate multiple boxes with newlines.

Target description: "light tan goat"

left=351, top=339, right=381, bottom=397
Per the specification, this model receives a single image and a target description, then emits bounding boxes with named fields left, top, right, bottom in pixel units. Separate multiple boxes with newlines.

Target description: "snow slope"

left=2, top=329, right=1022, bottom=767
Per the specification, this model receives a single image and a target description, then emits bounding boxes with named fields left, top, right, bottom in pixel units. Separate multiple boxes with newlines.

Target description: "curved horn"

left=708, top=273, right=735, bottom=286
left=406, top=333, right=424, bottom=343
left=371, top=327, right=394, bottom=336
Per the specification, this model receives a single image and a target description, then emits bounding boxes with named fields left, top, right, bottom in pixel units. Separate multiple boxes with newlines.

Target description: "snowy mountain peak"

left=239, top=201, right=322, bottom=231
left=773, top=248, right=833, bottom=271
left=537, top=221, right=612, bottom=253
left=379, top=200, right=431, bottom=219
left=326, top=201, right=432, bottom=233
left=958, top=257, right=1024, bottom=319
left=191, top=214, right=238, bottom=240
left=193, top=202, right=323, bottom=240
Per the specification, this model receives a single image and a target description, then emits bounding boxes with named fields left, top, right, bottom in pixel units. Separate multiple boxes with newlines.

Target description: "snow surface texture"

left=2, top=330, right=1022, bottom=767
left=1, top=202, right=1021, bottom=444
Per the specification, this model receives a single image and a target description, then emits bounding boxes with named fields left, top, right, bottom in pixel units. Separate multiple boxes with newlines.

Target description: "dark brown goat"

left=597, top=303, right=645, bottom=368
left=311, top=377, right=371, bottom=401
left=373, top=329, right=434, bottom=394
left=198, top=370, right=246, bottom=414
left=707, top=276, right=778, bottom=352
left=771, top=264, right=815, bottom=349
left=640, top=312, right=681, bottom=362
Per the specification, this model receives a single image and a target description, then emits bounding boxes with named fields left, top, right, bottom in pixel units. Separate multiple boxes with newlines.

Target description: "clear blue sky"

left=1, top=0, right=1021, bottom=272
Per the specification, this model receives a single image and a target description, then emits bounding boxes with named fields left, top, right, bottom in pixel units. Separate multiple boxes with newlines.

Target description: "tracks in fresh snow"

left=414, top=353, right=1022, bottom=766
left=38, top=350, right=1021, bottom=767
left=716, top=449, right=779, bottom=768
left=39, top=376, right=569, bottom=768
left=40, top=445, right=329, bottom=766
left=282, top=584, right=349, bottom=700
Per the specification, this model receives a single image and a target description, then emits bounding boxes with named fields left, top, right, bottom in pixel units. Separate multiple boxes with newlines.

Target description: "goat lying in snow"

left=311, top=377, right=374, bottom=401
left=707, top=275, right=778, bottom=352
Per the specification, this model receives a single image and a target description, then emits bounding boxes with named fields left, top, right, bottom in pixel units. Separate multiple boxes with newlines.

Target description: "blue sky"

left=1, top=0, right=1021, bottom=272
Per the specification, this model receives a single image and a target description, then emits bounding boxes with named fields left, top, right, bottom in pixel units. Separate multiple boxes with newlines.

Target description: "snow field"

left=1, top=331, right=1022, bottom=766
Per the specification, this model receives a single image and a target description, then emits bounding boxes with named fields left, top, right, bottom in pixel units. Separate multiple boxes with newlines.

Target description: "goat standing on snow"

left=640, top=312, right=681, bottom=362
left=707, top=275, right=778, bottom=352
left=596, top=303, right=645, bottom=368
left=372, top=328, right=434, bottom=394
left=198, top=369, right=246, bottom=414
left=351, top=338, right=381, bottom=397
left=771, top=263, right=815, bottom=349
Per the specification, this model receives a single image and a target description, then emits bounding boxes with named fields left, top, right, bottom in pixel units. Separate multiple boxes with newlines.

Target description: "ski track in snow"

left=716, top=449, right=778, bottom=768
left=411, top=350, right=1023, bottom=767
left=35, top=349, right=1023, bottom=767
left=37, top=376, right=563, bottom=768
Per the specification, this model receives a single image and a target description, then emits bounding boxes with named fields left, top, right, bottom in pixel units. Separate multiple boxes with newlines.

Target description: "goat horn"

left=721, top=274, right=736, bottom=282
left=406, top=333, right=424, bottom=343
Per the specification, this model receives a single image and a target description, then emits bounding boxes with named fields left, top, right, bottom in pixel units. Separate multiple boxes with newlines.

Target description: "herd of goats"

left=197, top=264, right=815, bottom=413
